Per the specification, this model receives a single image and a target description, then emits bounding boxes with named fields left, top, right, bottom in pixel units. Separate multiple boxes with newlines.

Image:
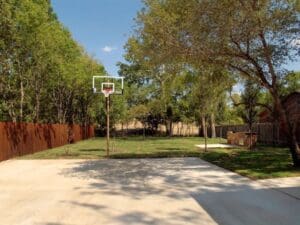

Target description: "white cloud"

left=291, top=38, right=300, bottom=47
left=102, top=46, right=117, bottom=53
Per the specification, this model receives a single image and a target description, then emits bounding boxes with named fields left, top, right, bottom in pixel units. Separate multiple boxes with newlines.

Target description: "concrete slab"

left=258, top=177, right=300, bottom=200
left=195, top=143, right=237, bottom=149
left=0, top=158, right=299, bottom=225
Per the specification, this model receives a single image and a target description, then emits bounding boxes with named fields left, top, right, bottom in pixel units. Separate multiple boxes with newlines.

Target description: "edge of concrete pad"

left=195, top=144, right=238, bottom=149
left=257, top=177, right=300, bottom=200
left=197, top=157, right=300, bottom=201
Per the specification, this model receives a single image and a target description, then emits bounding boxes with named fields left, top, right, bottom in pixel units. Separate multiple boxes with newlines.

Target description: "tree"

left=235, top=81, right=260, bottom=130
left=129, top=105, right=149, bottom=138
left=119, top=38, right=186, bottom=137
left=233, top=80, right=261, bottom=149
left=121, top=10, right=234, bottom=137
left=133, top=0, right=300, bottom=166
left=0, top=0, right=21, bottom=122
left=0, top=0, right=106, bottom=125
left=279, top=71, right=300, bottom=96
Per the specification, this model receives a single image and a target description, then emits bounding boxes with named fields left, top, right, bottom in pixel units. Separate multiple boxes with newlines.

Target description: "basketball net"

left=102, top=87, right=113, bottom=98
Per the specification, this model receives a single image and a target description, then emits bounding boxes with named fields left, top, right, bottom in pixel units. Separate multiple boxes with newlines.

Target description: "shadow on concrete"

left=60, top=158, right=300, bottom=225
left=61, top=200, right=106, bottom=210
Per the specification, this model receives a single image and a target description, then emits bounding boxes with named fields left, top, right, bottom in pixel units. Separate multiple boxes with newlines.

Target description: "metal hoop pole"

left=106, top=95, right=110, bottom=157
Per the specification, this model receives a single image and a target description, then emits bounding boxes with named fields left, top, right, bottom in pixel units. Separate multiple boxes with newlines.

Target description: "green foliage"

left=236, top=80, right=261, bottom=128
left=279, top=71, right=300, bottom=96
left=216, top=96, right=244, bottom=125
left=0, top=0, right=105, bottom=123
left=120, top=27, right=235, bottom=131
left=127, top=0, right=300, bottom=165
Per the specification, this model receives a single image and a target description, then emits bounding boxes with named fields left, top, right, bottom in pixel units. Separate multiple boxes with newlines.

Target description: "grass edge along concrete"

left=17, top=137, right=300, bottom=180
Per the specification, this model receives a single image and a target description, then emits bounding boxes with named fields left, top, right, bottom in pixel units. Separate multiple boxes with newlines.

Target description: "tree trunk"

left=34, top=89, right=40, bottom=123
left=8, top=105, right=17, bottom=122
left=289, top=133, right=300, bottom=167
left=210, top=113, right=216, bottom=138
left=249, top=122, right=253, bottom=150
left=143, top=122, right=146, bottom=140
left=259, top=32, right=300, bottom=166
left=165, top=120, right=172, bottom=137
left=202, top=115, right=208, bottom=152
left=273, top=93, right=300, bottom=167
left=58, top=98, right=63, bottom=124
left=20, top=79, right=24, bottom=122
left=201, top=115, right=207, bottom=138
left=121, top=122, right=124, bottom=137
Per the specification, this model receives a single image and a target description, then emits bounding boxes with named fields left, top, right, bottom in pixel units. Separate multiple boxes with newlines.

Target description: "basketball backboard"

left=93, top=76, right=124, bottom=97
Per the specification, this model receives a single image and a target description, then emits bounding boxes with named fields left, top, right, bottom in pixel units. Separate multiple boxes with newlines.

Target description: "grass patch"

left=19, top=136, right=223, bottom=160
left=18, top=136, right=300, bottom=179
left=199, top=146, right=300, bottom=179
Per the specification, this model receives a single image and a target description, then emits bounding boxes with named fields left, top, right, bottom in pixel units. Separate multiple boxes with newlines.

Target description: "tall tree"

left=133, top=0, right=300, bottom=166
left=237, top=81, right=261, bottom=148
left=0, top=0, right=106, bottom=124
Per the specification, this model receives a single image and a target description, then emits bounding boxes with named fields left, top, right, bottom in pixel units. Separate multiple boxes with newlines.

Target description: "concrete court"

left=0, top=158, right=299, bottom=225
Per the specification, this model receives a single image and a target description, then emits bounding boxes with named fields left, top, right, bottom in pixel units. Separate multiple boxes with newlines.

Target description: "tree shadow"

left=60, top=200, right=106, bottom=210
left=79, top=148, right=105, bottom=152
left=109, top=151, right=201, bottom=159
left=61, top=158, right=212, bottom=199
left=115, top=136, right=198, bottom=142
left=59, top=158, right=300, bottom=225
left=155, top=147, right=185, bottom=151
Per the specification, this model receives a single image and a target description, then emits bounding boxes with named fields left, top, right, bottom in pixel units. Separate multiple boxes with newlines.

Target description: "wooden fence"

left=0, top=122, right=94, bottom=161
left=115, top=120, right=299, bottom=145
left=114, top=121, right=199, bottom=136
left=215, top=123, right=297, bottom=145
left=159, top=122, right=199, bottom=136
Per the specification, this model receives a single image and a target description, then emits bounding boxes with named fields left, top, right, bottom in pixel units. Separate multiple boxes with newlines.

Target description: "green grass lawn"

left=19, top=136, right=223, bottom=159
left=199, top=146, right=300, bottom=179
left=19, top=136, right=300, bottom=179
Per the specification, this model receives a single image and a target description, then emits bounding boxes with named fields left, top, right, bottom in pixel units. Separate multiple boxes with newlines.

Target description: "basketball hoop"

left=101, top=82, right=114, bottom=97
left=92, top=75, right=124, bottom=96
left=92, top=75, right=124, bottom=157
left=102, top=88, right=113, bottom=97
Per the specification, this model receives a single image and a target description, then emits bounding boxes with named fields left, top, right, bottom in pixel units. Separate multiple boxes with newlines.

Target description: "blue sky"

left=52, top=0, right=143, bottom=75
left=52, top=0, right=299, bottom=76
